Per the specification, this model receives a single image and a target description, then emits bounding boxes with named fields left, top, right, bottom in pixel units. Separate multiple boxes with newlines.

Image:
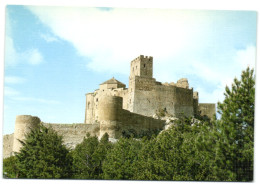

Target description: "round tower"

left=98, top=96, right=123, bottom=139
left=13, top=115, right=41, bottom=153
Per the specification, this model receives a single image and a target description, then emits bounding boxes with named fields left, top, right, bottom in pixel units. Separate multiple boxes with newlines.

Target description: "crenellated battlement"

left=131, top=55, right=153, bottom=63
left=141, top=55, right=153, bottom=60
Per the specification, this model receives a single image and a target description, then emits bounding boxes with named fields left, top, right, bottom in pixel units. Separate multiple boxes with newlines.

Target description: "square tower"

left=130, top=55, right=153, bottom=79
left=128, top=55, right=155, bottom=113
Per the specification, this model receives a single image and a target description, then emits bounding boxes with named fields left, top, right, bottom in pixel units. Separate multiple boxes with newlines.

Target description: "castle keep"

left=85, top=55, right=215, bottom=124
left=3, top=55, right=215, bottom=158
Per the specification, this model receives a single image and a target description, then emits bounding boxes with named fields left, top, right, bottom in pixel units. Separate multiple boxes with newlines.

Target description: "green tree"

left=94, top=132, right=113, bottom=178
left=133, top=135, right=174, bottom=180
left=215, top=67, right=255, bottom=181
left=132, top=67, right=255, bottom=181
left=188, top=118, right=220, bottom=181
left=3, top=156, right=19, bottom=178
left=102, top=137, right=142, bottom=180
left=133, top=117, right=218, bottom=181
left=71, top=133, right=112, bottom=179
left=15, top=124, right=72, bottom=179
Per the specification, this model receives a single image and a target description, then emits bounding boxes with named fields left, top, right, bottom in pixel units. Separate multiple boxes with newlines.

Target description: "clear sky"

left=3, top=5, right=256, bottom=134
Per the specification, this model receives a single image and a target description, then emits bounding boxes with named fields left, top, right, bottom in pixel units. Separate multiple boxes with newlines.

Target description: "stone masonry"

left=3, top=55, right=215, bottom=158
left=85, top=55, right=215, bottom=123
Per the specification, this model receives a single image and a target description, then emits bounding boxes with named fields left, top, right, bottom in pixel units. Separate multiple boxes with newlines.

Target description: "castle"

left=3, top=55, right=215, bottom=158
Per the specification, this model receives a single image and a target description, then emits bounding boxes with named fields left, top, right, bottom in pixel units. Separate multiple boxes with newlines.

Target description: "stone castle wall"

left=13, top=115, right=41, bottom=153
left=3, top=105, right=165, bottom=158
left=4, top=115, right=41, bottom=158
left=43, top=123, right=100, bottom=149
left=85, top=88, right=129, bottom=124
left=198, top=103, right=216, bottom=119
left=193, top=92, right=199, bottom=116
left=3, top=55, right=216, bottom=159
left=174, top=86, right=194, bottom=116
left=3, top=115, right=100, bottom=158
left=98, top=96, right=165, bottom=139
left=84, top=55, right=214, bottom=125
left=3, top=134, right=14, bottom=159
left=130, top=75, right=195, bottom=118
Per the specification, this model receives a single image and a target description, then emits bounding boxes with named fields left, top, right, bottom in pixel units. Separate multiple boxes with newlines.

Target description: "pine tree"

left=102, top=137, right=142, bottom=180
left=3, top=156, right=19, bottom=178
left=133, top=117, right=218, bottom=181
left=15, top=124, right=72, bottom=179
left=93, top=133, right=113, bottom=178
left=216, top=67, right=255, bottom=181
left=71, top=133, right=112, bottom=179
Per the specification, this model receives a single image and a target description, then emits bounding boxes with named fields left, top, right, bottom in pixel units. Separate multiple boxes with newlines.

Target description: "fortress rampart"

left=3, top=106, right=164, bottom=158
left=3, top=55, right=216, bottom=158
left=43, top=123, right=100, bottom=149
left=4, top=116, right=100, bottom=158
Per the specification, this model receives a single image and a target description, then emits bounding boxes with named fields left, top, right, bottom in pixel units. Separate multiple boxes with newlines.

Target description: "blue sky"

left=3, top=5, right=256, bottom=134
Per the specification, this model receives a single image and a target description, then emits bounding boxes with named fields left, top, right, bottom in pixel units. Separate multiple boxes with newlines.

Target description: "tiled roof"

left=100, top=77, right=125, bottom=85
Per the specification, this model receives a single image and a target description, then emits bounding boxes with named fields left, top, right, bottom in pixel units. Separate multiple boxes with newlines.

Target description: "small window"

left=144, top=64, right=146, bottom=68
left=96, top=98, right=98, bottom=102
left=136, top=66, right=137, bottom=69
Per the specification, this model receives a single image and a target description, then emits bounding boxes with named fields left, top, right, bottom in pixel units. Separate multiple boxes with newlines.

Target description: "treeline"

left=3, top=67, right=254, bottom=181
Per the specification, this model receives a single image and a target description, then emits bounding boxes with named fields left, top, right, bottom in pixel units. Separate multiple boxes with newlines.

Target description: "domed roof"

left=100, top=77, right=125, bottom=86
